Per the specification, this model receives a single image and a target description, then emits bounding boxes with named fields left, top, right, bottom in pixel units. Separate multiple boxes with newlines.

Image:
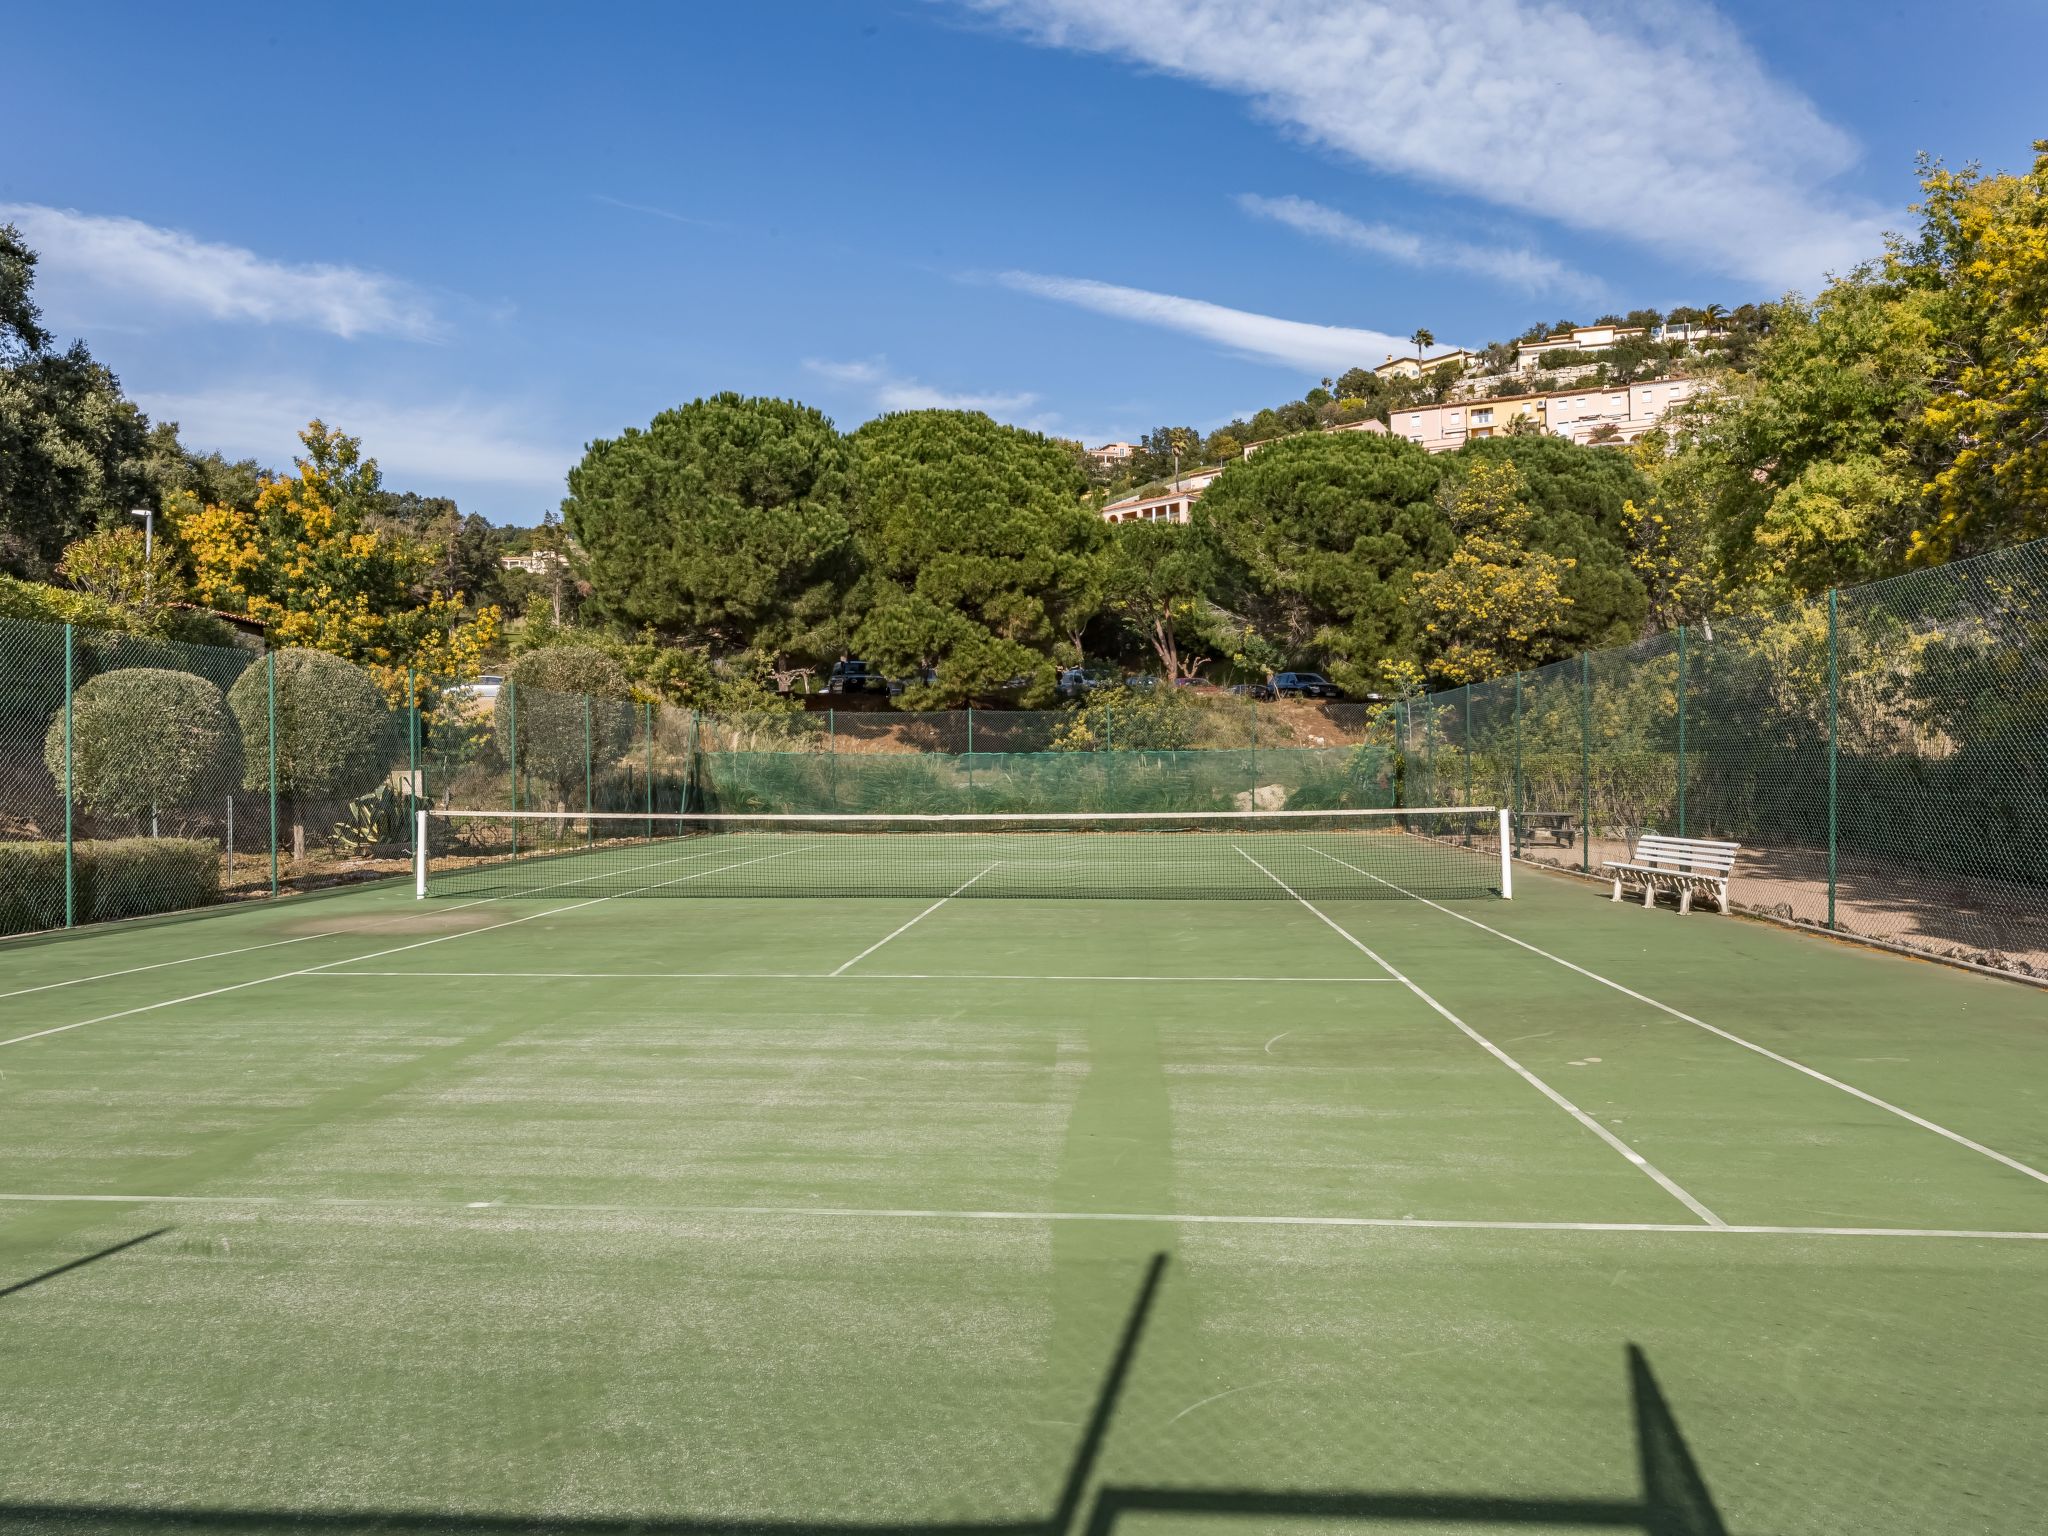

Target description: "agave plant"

left=331, top=784, right=410, bottom=856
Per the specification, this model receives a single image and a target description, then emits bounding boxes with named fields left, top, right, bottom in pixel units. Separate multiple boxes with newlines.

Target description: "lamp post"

left=130, top=507, right=154, bottom=606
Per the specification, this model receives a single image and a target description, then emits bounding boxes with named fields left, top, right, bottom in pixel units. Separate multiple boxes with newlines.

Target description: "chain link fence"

left=1403, top=538, right=2048, bottom=976
left=7, top=538, right=2041, bottom=967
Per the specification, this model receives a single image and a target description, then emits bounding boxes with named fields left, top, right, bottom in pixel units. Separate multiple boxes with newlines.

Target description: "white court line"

left=0, top=838, right=746, bottom=1003
left=1310, top=848, right=2048, bottom=1192
left=0, top=848, right=806, bottom=1051
left=0, top=1190, right=2039, bottom=1242
left=828, top=863, right=1002, bottom=976
left=1235, top=845, right=1725, bottom=1229
left=316, top=970, right=1397, bottom=984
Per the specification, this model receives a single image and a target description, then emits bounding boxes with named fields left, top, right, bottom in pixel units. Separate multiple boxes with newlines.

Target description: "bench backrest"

left=1633, top=834, right=1740, bottom=873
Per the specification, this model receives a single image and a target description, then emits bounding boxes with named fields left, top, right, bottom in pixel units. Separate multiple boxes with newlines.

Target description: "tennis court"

left=2, top=811, right=2045, bottom=1535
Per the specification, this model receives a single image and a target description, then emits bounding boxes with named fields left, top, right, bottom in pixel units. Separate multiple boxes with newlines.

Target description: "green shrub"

left=0, top=842, right=68, bottom=934
left=0, top=837, right=222, bottom=934
left=228, top=648, right=393, bottom=855
left=44, top=667, right=239, bottom=819
left=496, top=645, right=636, bottom=805
left=81, top=836, right=222, bottom=921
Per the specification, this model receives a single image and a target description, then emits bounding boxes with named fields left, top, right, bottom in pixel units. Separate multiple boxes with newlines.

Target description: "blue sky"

left=6, top=0, right=2044, bottom=523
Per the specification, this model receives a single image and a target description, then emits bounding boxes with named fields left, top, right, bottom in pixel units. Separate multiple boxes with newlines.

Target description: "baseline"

left=1235, top=845, right=1725, bottom=1228
left=1310, top=848, right=2048, bottom=1192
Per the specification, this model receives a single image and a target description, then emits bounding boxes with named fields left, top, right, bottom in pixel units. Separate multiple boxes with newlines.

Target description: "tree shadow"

left=0, top=1251, right=1729, bottom=1535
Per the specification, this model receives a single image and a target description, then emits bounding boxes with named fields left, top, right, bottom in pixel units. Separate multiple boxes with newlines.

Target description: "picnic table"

left=1517, top=810, right=1577, bottom=848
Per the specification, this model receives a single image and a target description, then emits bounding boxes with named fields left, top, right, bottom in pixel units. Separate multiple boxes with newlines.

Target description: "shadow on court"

left=0, top=1226, right=171, bottom=1301
left=0, top=1253, right=1727, bottom=1535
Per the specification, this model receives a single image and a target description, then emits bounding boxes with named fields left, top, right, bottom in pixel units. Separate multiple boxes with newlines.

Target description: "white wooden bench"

left=1603, top=834, right=1741, bottom=914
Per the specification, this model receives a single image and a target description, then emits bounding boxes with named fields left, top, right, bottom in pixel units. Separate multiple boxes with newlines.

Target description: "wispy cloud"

left=590, top=194, right=732, bottom=232
left=140, top=387, right=573, bottom=496
left=994, top=271, right=1419, bottom=371
left=1236, top=193, right=1601, bottom=301
left=0, top=204, right=439, bottom=340
left=958, top=0, right=1888, bottom=288
left=804, top=356, right=1039, bottom=414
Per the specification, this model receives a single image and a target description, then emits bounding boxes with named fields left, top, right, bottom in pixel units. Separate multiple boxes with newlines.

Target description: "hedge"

left=0, top=837, right=222, bottom=934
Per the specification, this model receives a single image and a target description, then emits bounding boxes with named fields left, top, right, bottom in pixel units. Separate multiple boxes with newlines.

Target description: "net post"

left=266, top=649, right=278, bottom=898
left=1579, top=652, right=1591, bottom=874
left=414, top=811, right=429, bottom=898
left=1498, top=807, right=1514, bottom=899
left=62, top=621, right=75, bottom=928
left=1827, top=588, right=1839, bottom=929
left=1676, top=624, right=1688, bottom=838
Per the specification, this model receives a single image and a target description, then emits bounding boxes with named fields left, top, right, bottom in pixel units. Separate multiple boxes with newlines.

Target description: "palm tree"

left=1410, top=327, right=1435, bottom=367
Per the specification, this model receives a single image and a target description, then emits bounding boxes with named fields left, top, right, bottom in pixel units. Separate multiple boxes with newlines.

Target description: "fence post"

left=63, top=622, right=75, bottom=928
left=1512, top=672, right=1524, bottom=858
left=266, top=651, right=278, bottom=897
left=688, top=707, right=701, bottom=812
left=966, top=705, right=975, bottom=812
left=827, top=706, right=837, bottom=813
left=1397, top=699, right=1409, bottom=808
left=507, top=682, right=519, bottom=856
left=406, top=666, right=418, bottom=850
left=583, top=696, right=593, bottom=842
left=645, top=700, right=655, bottom=833
left=1463, top=688, right=1473, bottom=812
left=1676, top=624, right=1688, bottom=838
left=1579, top=652, right=1591, bottom=874
left=1827, top=588, right=1839, bottom=930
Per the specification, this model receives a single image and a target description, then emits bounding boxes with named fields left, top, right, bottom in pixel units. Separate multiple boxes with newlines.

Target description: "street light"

left=130, top=507, right=154, bottom=606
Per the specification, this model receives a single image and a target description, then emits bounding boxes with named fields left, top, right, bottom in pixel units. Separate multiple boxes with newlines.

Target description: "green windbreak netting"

left=692, top=744, right=1398, bottom=816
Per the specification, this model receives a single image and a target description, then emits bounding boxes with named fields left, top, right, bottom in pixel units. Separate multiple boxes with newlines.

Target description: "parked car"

left=1057, top=667, right=1116, bottom=699
left=1122, top=674, right=1161, bottom=691
left=1269, top=670, right=1341, bottom=700
left=824, top=659, right=890, bottom=695
left=1228, top=681, right=1275, bottom=701
left=445, top=673, right=504, bottom=703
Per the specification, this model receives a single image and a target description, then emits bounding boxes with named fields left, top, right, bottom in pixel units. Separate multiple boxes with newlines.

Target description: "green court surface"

left=1, top=853, right=2045, bottom=1535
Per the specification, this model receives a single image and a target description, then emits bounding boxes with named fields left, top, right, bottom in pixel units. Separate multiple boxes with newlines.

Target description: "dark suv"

left=823, top=659, right=890, bottom=695
left=1269, top=670, right=1341, bottom=699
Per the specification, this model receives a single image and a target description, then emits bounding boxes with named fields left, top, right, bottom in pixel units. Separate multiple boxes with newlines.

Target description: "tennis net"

left=416, top=808, right=1511, bottom=902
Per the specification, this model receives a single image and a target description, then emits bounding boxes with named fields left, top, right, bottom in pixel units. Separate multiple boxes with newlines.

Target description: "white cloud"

left=803, top=356, right=1039, bottom=413
left=1236, top=193, right=1601, bottom=301
left=958, top=0, right=1888, bottom=288
left=994, top=271, right=1421, bottom=371
left=140, top=388, right=572, bottom=494
left=0, top=204, right=439, bottom=340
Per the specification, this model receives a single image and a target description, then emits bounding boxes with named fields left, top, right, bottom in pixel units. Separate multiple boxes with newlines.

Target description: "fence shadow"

left=0, top=1253, right=1729, bottom=1535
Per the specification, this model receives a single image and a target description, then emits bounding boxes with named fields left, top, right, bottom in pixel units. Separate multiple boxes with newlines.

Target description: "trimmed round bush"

left=44, top=666, right=239, bottom=819
left=227, top=649, right=392, bottom=854
left=494, top=645, right=636, bottom=802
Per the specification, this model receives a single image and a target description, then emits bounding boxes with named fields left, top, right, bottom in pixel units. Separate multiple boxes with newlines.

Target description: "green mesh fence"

left=1404, top=538, right=2048, bottom=977
left=7, top=541, right=2043, bottom=962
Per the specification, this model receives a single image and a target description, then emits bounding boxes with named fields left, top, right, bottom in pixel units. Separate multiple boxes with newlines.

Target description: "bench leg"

left=1611, top=878, right=1623, bottom=902
left=1642, top=881, right=1655, bottom=909
left=1716, top=884, right=1730, bottom=914
left=1679, top=887, right=1694, bottom=915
